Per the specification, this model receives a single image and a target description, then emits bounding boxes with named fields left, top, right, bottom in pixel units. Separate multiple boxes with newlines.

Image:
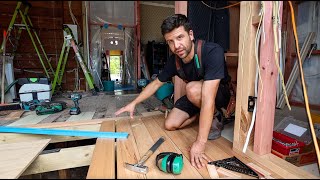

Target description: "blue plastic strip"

left=0, top=126, right=128, bottom=139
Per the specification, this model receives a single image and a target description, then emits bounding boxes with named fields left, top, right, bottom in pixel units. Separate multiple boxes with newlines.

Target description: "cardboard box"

left=271, top=149, right=317, bottom=167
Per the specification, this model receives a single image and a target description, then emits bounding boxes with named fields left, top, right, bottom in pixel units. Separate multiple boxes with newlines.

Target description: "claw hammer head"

left=124, top=136, right=165, bottom=174
left=124, top=162, right=148, bottom=174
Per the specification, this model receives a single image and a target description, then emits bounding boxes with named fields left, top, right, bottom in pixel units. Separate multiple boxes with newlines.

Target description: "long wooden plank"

left=22, top=113, right=162, bottom=128
left=87, top=121, right=116, bottom=179
left=66, top=111, right=95, bottom=122
left=6, top=113, right=50, bottom=126
left=22, top=145, right=95, bottom=176
left=116, top=119, right=145, bottom=179
left=129, top=117, right=172, bottom=178
left=0, top=139, right=50, bottom=179
left=0, top=124, right=101, bottom=144
left=233, top=1, right=260, bottom=151
left=143, top=115, right=203, bottom=178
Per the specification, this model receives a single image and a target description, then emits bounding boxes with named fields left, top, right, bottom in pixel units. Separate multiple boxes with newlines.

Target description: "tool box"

left=18, top=78, right=52, bottom=103
left=272, top=131, right=305, bottom=156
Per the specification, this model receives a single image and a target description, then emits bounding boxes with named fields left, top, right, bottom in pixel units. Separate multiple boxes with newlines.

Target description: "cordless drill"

left=69, top=93, right=82, bottom=115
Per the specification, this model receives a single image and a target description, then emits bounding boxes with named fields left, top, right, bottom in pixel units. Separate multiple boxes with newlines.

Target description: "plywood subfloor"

left=0, top=139, right=50, bottom=179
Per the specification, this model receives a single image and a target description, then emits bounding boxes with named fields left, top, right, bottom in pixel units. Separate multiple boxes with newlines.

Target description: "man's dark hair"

left=161, top=14, right=192, bottom=36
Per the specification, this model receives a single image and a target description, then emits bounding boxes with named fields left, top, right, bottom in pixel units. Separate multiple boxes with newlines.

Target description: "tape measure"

left=156, top=152, right=184, bottom=174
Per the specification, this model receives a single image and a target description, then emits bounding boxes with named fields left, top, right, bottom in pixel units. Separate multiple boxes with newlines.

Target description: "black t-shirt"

left=158, top=42, right=229, bottom=83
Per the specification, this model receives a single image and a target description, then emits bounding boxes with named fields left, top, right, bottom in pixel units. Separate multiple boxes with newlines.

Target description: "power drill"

left=70, top=93, right=82, bottom=115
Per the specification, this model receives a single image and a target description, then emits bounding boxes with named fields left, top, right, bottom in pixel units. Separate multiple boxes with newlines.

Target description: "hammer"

left=125, top=136, right=165, bottom=174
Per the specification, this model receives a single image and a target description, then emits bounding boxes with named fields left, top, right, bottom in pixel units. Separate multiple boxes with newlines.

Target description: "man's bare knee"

left=164, top=121, right=178, bottom=131
left=186, top=82, right=202, bottom=106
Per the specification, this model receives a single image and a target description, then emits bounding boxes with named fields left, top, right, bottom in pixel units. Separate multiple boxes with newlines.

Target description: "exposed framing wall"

left=0, top=1, right=85, bottom=91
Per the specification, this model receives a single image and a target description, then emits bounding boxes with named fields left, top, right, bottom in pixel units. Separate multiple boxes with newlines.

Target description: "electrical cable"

left=272, top=1, right=291, bottom=110
left=243, top=1, right=264, bottom=153
left=201, top=1, right=240, bottom=10
left=288, top=1, right=320, bottom=169
left=68, top=1, right=82, bottom=45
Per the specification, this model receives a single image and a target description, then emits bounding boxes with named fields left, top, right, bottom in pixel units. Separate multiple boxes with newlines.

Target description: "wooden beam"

left=173, top=1, right=188, bottom=102
left=135, top=1, right=141, bottom=80
left=233, top=1, right=260, bottom=151
left=87, top=121, right=116, bottom=178
left=22, top=145, right=94, bottom=176
left=254, top=1, right=282, bottom=155
left=252, top=15, right=261, bottom=26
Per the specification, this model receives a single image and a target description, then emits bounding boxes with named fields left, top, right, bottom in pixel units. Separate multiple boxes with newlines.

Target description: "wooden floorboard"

left=1, top=93, right=317, bottom=179
left=143, top=116, right=203, bottom=178
left=87, top=121, right=116, bottom=179
left=7, top=112, right=50, bottom=126
left=129, top=117, right=173, bottom=179
left=65, top=111, right=95, bottom=122
left=116, top=119, right=146, bottom=179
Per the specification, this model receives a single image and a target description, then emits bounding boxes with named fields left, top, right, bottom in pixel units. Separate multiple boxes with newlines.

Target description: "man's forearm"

left=197, top=106, right=214, bottom=143
left=196, top=79, right=220, bottom=143
left=132, top=78, right=164, bottom=105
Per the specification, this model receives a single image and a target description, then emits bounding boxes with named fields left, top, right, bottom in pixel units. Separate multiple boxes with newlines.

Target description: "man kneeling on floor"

left=115, top=14, right=231, bottom=169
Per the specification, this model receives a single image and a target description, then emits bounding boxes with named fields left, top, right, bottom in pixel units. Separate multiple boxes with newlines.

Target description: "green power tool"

left=35, top=101, right=67, bottom=115
left=70, top=93, right=82, bottom=115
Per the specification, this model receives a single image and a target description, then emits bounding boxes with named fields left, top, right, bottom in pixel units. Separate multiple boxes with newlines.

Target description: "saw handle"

left=137, top=136, right=165, bottom=165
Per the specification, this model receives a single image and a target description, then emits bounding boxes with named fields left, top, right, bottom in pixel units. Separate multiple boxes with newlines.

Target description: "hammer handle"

left=137, top=136, right=165, bottom=165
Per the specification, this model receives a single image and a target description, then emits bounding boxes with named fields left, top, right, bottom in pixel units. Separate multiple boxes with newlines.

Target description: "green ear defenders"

left=156, top=152, right=184, bottom=174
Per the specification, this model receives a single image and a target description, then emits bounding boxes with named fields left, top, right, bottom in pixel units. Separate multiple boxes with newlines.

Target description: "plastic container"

left=274, top=116, right=311, bottom=144
left=103, top=80, right=115, bottom=91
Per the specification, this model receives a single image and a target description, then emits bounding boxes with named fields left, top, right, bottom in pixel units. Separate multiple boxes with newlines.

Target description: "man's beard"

left=176, top=41, right=192, bottom=59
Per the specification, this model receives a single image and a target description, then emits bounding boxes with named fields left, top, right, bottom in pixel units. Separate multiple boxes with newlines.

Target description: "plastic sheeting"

left=88, top=1, right=136, bottom=90
left=291, top=56, right=320, bottom=105
left=290, top=1, right=320, bottom=106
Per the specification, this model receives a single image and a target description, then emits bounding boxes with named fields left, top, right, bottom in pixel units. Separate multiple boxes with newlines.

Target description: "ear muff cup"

left=156, top=152, right=184, bottom=175
left=171, top=154, right=183, bottom=174
left=166, top=154, right=176, bottom=173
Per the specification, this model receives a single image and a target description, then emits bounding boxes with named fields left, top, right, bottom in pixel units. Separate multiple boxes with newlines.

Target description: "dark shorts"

left=174, top=83, right=231, bottom=117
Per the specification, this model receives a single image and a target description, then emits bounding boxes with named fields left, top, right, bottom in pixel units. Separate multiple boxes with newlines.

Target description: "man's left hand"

left=189, top=140, right=210, bottom=169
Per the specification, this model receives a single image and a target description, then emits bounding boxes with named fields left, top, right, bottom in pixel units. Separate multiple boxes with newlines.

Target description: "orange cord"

left=288, top=1, right=320, bottom=169
left=201, top=1, right=241, bottom=10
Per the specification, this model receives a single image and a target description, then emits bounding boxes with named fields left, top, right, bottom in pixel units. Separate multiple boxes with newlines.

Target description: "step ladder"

left=0, top=1, right=54, bottom=79
left=51, top=25, right=97, bottom=95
